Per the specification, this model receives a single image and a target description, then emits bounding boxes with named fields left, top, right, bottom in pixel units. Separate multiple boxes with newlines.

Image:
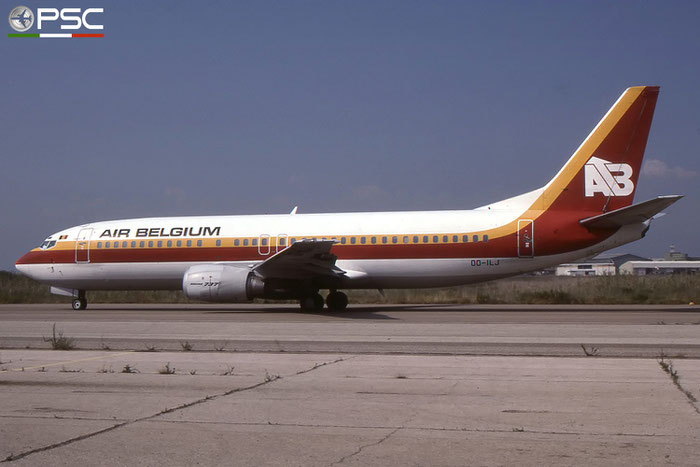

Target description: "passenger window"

left=371, top=237, right=377, bottom=244
left=423, top=236, right=428, bottom=243
left=167, top=240, right=173, bottom=247
left=392, top=236, right=398, bottom=244
left=197, top=240, right=203, bottom=247
left=114, top=242, right=119, bottom=249
left=351, top=237, right=356, bottom=244
left=413, top=236, right=419, bottom=243
left=140, top=241, right=145, bottom=248
left=216, top=239, right=221, bottom=247
left=131, top=241, right=136, bottom=248
left=261, top=238, right=267, bottom=246
left=340, top=237, right=346, bottom=244
left=106, top=241, right=111, bottom=248
left=234, top=239, right=240, bottom=246
left=473, top=235, right=479, bottom=243
left=243, top=239, right=248, bottom=246
left=403, top=236, right=408, bottom=244
left=177, top=240, right=182, bottom=247
left=361, top=237, right=366, bottom=244
left=452, top=235, right=458, bottom=242
left=463, top=235, right=468, bottom=243
left=252, top=239, right=258, bottom=246
left=290, top=238, right=296, bottom=244
left=157, top=241, right=162, bottom=248
left=280, top=237, right=286, bottom=246
left=483, top=235, right=489, bottom=242
left=442, top=235, right=448, bottom=243
left=121, top=241, right=127, bottom=248
left=97, top=242, right=102, bottom=249
left=186, top=240, right=191, bottom=247
left=381, top=236, right=387, bottom=244
left=433, top=235, right=438, bottom=243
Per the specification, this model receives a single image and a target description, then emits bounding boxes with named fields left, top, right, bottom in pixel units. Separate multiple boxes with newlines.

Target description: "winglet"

left=290, top=206, right=298, bottom=215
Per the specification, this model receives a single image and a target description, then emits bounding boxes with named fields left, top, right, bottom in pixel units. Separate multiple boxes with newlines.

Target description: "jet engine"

left=182, top=264, right=265, bottom=302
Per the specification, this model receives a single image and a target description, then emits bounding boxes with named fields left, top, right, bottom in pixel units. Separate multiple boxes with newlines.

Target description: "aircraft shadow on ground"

left=91, top=303, right=449, bottom=320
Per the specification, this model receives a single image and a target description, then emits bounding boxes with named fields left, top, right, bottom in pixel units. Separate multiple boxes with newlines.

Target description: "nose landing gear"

left=71, top=292, right=87, bottom=310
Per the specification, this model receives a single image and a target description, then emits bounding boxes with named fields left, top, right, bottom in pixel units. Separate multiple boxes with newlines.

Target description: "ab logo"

left=584, top=156, right=634, bottom=197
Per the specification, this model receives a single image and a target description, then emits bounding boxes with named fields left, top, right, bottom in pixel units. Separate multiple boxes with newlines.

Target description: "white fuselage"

left=16, top=207, right=647, bottom=291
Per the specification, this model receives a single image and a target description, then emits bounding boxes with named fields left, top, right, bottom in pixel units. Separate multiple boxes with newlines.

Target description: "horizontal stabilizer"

left=580, top=195, right=682, bottom=229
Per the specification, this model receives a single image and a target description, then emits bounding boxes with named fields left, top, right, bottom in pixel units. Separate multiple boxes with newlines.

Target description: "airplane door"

left=517, top=220, right=534, bottom=257
left=75, top=228, right=93, bottom=263
left=258, top=234, right=271, bottom=256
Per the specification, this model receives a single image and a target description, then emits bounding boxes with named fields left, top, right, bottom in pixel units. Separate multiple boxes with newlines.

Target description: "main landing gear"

left=299, top=291, right=348, bottom=311
left=326, top=291, right=349, bottom=311
left=71, top=291, right=88, bottom=310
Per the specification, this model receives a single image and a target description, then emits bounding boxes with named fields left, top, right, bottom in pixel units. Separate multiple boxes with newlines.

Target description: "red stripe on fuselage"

left=16, top=220, right=614, bottom=266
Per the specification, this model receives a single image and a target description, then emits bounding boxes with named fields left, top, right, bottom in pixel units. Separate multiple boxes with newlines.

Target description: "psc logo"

left=584, top=156, right=634, bottom=197
left=8, top=6, right=103, bottom=33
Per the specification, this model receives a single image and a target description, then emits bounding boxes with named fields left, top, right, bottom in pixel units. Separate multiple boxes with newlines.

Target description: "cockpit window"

left=39, top=240, right=57, bottom=250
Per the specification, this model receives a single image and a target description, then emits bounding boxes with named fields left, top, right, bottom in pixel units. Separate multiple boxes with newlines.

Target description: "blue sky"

left=2, top=1, right=699, bottom=269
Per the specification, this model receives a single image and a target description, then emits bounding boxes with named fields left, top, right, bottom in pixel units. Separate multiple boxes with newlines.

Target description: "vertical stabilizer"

left=542, top=86, right=659, bottom=213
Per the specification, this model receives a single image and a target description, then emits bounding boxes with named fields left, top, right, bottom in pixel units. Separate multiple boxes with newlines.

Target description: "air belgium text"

left=99, top=226, right=221, bottom=238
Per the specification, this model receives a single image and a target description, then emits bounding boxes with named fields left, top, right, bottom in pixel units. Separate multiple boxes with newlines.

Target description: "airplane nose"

left=15, top=253, right=34, bottom=278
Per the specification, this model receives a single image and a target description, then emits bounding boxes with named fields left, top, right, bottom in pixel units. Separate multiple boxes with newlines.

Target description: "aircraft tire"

left=300, top=293, right=324, bottom=311
left=72, top=297, right=87, bottom=310
left=326, top=291, right=348, bottom=311
left=312, top=293, right=325, bottom=310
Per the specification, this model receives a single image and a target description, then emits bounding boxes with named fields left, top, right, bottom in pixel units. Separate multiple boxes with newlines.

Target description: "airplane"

left=11, top=8, right=33, bottom=29
left=16, top=86, right=682, bottom=311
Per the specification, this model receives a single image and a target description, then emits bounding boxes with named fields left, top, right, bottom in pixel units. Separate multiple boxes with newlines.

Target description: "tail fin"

left=542, top=86, right=659, bottom=213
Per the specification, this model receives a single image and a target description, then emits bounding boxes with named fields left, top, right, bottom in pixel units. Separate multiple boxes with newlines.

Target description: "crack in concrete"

left=329, top=408, right=414, bottom=466
left=134, top=419, right=679, bottom=439
left=657, top=359, right=700, bottom=415
left=293, top=356, right=352, bottom=376
left=330, top=426, right=401, bottom=466
left=1, top=356, right=348, bottom=463
left=2, top=420, right=131, bottom=463
left=3, top=414, right=127, bottom=422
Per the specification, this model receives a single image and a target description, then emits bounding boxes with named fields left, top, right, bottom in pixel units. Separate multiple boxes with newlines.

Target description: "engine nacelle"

left=182, top=264, right=265, bottom=303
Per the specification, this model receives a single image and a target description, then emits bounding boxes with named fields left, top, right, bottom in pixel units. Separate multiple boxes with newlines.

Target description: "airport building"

left=555, top=258, right=616, bottom=276
left=619, top=260, right=700, bottom=275
left=555, top=254, right=647, bottom=277
left=555, top=248, right=700, bottom=276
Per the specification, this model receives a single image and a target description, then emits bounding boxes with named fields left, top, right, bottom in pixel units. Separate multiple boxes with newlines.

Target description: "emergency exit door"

left=517, top=220, right=534, bottom=257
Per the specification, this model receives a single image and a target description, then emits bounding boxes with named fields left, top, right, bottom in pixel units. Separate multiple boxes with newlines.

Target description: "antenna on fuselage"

left=290, top=206, right=298, bottom=215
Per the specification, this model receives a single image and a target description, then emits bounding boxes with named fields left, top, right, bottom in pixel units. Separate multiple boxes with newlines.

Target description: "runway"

left=1, top=304, right=699, bottom=465
left=1, top=303, right=699, bottom=357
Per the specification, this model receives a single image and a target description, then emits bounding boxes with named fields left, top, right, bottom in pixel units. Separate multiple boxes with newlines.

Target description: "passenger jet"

left=16, top=86, right=681, bottom=311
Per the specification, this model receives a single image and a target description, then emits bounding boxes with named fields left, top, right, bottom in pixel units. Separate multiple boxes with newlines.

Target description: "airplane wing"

left=252, top=240, right=345, bottom=279
left=580, top=195, right=683, bottom=230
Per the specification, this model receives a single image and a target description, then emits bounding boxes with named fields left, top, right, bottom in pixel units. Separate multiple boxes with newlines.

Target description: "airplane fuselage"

left=16, top=202, right=646, bottom=290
